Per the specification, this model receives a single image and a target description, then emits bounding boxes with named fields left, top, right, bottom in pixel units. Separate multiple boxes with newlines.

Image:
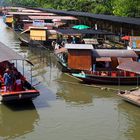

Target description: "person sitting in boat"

left=101, top=72, right=107, bottom=76
left=14, top=76, right=23, bottom=91
left=3, top=68, right=12, bottom=92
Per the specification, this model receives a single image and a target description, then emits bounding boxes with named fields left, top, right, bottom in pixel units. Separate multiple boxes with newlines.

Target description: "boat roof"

left=117, top=61, right=140, bottom=74
left=65, top=44, right=93, bottom=49
left=28, top=16, right=78, bottom=20
left=0, top=42, right=25, bottom=62
left=92, top=49, right=138, bottom=58
left=7, top=12, right=56, bottom=16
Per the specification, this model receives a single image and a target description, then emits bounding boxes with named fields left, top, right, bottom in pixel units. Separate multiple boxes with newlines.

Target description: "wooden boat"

left=0, top=42, right=40, bottom=102
left=56, top=44, right=140, bottom=85
left=72, top=71, right=140, bottom=85
left=118, top=88, right=140, bottom=107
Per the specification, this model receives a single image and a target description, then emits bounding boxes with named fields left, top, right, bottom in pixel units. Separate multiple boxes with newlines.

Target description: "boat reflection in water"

left=56, top=78, right=115, bottom=105
left=117, top=102, right=140, bottom=140
left=0, top=102, right=39, bottom=140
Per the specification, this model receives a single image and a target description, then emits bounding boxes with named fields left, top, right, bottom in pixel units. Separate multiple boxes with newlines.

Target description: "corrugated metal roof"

left=117, top=61, right=140, bottom=74
left=37, top=8, right=140, bottom=26
left=0, top=42, right=25, bottom=62
left=65, top=44, right=93, bottom=49
left=92, top=49, right=138, bottom=58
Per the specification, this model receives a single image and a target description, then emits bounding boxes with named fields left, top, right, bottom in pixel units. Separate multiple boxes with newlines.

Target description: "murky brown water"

left=0, top=17, right=140, bottom=140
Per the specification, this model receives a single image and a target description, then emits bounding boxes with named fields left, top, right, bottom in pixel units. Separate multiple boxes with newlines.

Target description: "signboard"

left=130, top=36, right=140, bottom=49
left=33, top=20, right=44, bottom=27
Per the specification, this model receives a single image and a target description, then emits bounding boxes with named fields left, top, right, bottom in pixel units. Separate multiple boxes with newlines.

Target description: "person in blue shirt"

left=3, top=68, right=12, bottom=92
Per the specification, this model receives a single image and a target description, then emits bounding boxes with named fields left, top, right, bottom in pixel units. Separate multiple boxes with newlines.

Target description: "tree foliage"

left=3, top=0, right=140, bottom=17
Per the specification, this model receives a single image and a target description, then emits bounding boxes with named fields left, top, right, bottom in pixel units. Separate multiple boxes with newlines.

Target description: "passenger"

left=101, top=72, right=107, bottom=76
left=3, top=68, right=12, bottom=92
left=14, top=76, right=23, bottom=91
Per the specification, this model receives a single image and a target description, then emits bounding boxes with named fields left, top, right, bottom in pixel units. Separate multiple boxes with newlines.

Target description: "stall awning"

left=0, top=42, right=25, bottom=62
left=117, top=61, right=140, bottom=74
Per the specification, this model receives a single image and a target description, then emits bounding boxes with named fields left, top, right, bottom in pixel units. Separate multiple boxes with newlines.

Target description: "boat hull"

left=72, top=73, right=140, bottom=85
left=0, top=90, right=39, bottom=102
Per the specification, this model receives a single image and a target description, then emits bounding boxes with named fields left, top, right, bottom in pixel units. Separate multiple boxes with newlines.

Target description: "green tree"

left=113, top=0, right=140, bottom=17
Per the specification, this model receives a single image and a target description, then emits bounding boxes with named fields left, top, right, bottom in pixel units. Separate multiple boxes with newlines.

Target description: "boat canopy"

left=92, top=49, right=138, bottom=58
left=117, top=61, right=140, bottom=74
left=65, top=44, right=93, bottom=50
left=0, top=42, right=32, bottom=64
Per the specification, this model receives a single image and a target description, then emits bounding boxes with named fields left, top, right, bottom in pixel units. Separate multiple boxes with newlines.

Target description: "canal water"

left=0, top=17, right=140, bottom=140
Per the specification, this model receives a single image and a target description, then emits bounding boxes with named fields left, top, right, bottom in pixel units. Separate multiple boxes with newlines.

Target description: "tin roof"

left=117, top=61, right=140, bottom=74
left=92, top=49, right=138, bottom=58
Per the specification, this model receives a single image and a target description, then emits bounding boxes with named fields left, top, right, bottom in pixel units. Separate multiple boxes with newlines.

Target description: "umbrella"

left=121, top=36, right=130, bottom=41
left=72, top=25, right=90, bottom=30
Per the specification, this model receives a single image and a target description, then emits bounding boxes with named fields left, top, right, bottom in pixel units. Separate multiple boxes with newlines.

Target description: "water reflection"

left=117, top=102, right=140, bottom=140
left=0, top=102, right=39, bottom=140
left=56, top=79, right=116, bottom=105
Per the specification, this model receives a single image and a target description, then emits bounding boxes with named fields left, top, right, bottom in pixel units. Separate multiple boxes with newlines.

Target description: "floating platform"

left=118, top=88, right=140, bottom=107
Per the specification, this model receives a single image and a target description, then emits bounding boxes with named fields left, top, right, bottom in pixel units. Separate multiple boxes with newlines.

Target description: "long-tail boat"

left=55, top=43, right=140, bottom=85
left=0, top=42, right=39, bottom=102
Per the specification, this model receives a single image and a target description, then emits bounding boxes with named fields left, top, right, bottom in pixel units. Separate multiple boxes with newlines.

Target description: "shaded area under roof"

left=56, top=29, right=114, bottom=35
left=92, top=49, right=138, bottom=58
left=37, top=8, right=140, bottom=26
left=117, top=61, right=140, bottom=74
left=0, top=42, right=25, bottom=62
left=56, top=29, right=81, bottom=35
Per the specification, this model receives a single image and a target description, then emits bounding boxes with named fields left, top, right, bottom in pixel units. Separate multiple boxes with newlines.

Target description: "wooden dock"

left=118, top=88, right=140, bottom=107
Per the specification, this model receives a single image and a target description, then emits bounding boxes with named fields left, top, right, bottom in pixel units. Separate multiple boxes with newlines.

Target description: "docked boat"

left=56, top=43, right=140, bottom=85
left=0, top=42, right=40, bottom=102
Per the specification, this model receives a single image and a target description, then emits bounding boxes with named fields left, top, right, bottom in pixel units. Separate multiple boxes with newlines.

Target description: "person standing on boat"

left=3, top=68, right=12, bottom=92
